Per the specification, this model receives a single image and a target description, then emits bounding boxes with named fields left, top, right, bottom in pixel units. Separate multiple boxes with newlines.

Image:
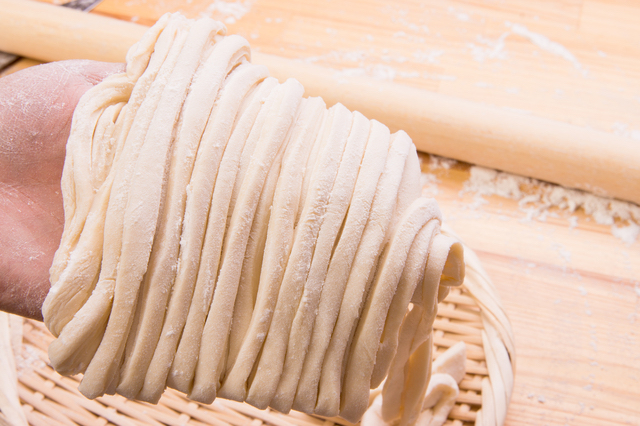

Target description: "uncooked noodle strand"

left=43, top=13, right=465, bottom=426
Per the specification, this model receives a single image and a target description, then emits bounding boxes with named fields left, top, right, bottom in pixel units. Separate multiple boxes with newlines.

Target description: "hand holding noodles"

left=43, top=13, right=465, bottom=425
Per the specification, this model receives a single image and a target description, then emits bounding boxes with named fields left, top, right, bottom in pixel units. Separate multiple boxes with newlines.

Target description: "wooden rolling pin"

left=2, top=0, right=639, bottom=205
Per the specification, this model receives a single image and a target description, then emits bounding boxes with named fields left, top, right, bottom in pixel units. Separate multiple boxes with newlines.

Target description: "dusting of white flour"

left=465, top=166, right=640, bottom=244
left=425, top=156, right=640, bottom=244
left=198, top=0, right=255, bottom=24
left=463, top=21, right=588, bottom=78
left=506, top=22, right=588, bottom=77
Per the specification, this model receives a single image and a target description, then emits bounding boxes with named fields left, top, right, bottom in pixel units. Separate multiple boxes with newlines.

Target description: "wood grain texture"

left=425, top=157, right=640, bottom=426
left=0, top=1, right=638, bottom=425
left=1, top=0, right=639, bottom=203
left=87, top=0, right=640, bottom=135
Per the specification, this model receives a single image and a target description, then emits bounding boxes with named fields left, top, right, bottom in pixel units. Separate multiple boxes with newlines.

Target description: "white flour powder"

left=425, top=156, right=640, bottom=244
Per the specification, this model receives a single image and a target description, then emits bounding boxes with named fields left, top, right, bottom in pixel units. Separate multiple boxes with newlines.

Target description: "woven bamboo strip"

left=16, top=385, right=75, bottom=426
left=432, top=319, right=483, bottom=336
left=435, top=307, right=483, bottom=324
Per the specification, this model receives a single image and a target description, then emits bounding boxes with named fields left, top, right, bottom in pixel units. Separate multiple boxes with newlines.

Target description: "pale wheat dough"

left=139, top=73, right=274, bottom=402
left=389, top=144, right=423, bottom=240
left=247, top=107, right=366, bottom=407
left=117, top=39, right=256, bottom=400
left=370, top=219, right=440, bottom=388
left=415, top=341, right=467, bottom=426
left=289, top=119, right=391, bottom=413
left=188, top=82, right=294, bottom=401
left=47, top=17, right=189, bottom=380
left=361, top=343, right=466, bottom=426
left=227, top=96, right=313, bottom=354
left=217, top=101, right=331, bottom=403
left=268, top=111, right=369, bottom=413
left=207, top=81, right=294, bottom=363
left=400, top=334, right=434, bottom=426
left=43, top=13, right=467, bottom=425
left=220, top=120, right=289, bottom=398
left=224, top=75, right=285, bottom=227
left=269, top=111, right=373, bottom=413
left=339, top=198, right=442, bottom=422
left=80, top=18, right=217, bottom=399
left=134, top=58, right=266, bottom=404
left=167, top=76, right=277, bottom=393
left=415, top=373, right=459, bottom=426
left=311, top=131, right=412, bottom=417
left=44, top=78, right=132, bottom=375
left=407, top=314, right=468, bottom=426
left=297, top=105, right=330, bottom=226
left=118, top=35, right=245, bottom=397
left=43, top=74, right=132, bottom=339
left=432, top=341, right=467, bottom=382
left=189, top=79, right=304, bottom=404
left=168, top=77, right=279, bottom=394
left=44, top=14, right=173, bottom=337
left=117, top=37, right=251, bottom=396
left=381, top=234, right=464, bottom=424
left=224, top=87, right=290, bottom=373
left=217, top=99, right=327, bottom=403
left=91, top=101, right=125, bottom=189
left=245, top=104, right=355, bottom=409
left=224, top=97, right=326, bottom=381
left=182, top=75, right=277, bottom=382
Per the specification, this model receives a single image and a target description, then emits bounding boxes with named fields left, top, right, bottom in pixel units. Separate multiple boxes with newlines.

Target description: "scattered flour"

left=397, top=71, right=420, bottom=79
left=464, top=22, right=588, bottom=77
left=428, top=154, right=458, bottom=170
left=333, top=64, right=398, bottom=82
left=389, top=11, right=429, bottom=36
left=612, top=224, right=640, bottom=245
left=15, top=344, right=47, bottom=378
left=422, top=73, right=457, bottom=81
left=467, top=33, right=509, bottom=62
left=391, top=31, right=426, bottom=44
left=420, top=173, right=439, bottom=198
left=462, top=166, right=640, bottom=244
left=448, top=6, right=471, bottom=22
left=612, top=122, right=640, bottom=141
left=426, top=156, right=640, bottom=244
left=198, top=0, right=255, bottom=24
left=303, top=49, right=369, bottom=64
left=300, top=47, right=450, bottom=83
left=506, top=22, right=588, bottom=77
left=412, top=49, right=445, bottom=64
left=381, top=55, right=409, bottom=63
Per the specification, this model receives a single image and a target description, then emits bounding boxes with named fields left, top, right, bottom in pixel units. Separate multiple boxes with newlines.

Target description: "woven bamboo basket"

left=5, top=234, right=514, bottom=426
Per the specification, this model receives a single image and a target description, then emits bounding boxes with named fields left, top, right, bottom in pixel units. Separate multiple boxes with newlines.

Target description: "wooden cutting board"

left=2, top=1, right=639, bottom=425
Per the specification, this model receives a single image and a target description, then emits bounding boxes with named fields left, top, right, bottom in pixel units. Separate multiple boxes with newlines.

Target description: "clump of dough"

left=43, top=13, right=465, bottom=425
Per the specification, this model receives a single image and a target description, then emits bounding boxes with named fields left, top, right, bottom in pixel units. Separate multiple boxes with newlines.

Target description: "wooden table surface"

left=2, top=1, right=639, bottom=425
